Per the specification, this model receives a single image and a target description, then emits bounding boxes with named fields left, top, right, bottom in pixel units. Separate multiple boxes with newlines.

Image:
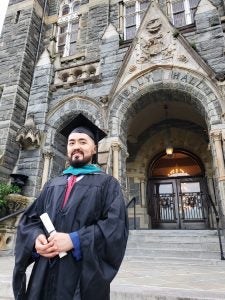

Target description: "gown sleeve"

left=77, top=176, right=129, bottom=297
left=12, top=183, right=49, bottom=299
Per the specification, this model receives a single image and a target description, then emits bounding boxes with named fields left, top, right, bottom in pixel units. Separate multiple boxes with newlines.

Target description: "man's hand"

left=48, top=232, right=74, bottom=253
left=35, top=234, right=59, bottom=258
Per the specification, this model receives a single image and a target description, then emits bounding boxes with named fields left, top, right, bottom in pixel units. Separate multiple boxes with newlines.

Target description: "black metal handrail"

left=205, top=193, right=225, bottom=260
left=0, top=209, right=25, bottom=223
left=126, top=197, right=137, bottom=229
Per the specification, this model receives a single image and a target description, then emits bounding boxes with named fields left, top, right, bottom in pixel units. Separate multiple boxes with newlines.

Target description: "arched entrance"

left=148, top=150, right=209, bottom=229
left=109, top=67, right=225, bottom=230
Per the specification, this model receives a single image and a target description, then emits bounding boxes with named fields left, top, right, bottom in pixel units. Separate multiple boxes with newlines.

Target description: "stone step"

left=127, top=240, right=224, bottom=251
left=128, top=230, right=219, bottom=236
left=123, top=255, right=225, bottom=266
left=128, top=230, right=220, bottom=239
left=126, top=229, right=225, bottom=261
left=124, top=255, right=225, bottom=266
left=125, top=248, right=221, bottom=259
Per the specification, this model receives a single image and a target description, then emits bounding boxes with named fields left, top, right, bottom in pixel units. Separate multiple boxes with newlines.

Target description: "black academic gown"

left=13, top=173, right=128, bottom=300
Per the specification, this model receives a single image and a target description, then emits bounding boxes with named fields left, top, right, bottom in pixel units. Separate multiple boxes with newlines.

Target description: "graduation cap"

left=60, top=114, right=107, bottom=164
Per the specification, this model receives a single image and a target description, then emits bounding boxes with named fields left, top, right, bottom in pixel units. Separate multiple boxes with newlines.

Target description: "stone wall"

left=0, top=0, right=48, bottom=182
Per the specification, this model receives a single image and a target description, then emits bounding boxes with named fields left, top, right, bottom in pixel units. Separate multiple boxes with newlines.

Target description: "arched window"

left=62, top=5, right=70, bottom=16
left=73, top=1, right=80, bottom=12
left=150, top=151, right=203, bottom=178
left=57, top=1, right=80, bottom=57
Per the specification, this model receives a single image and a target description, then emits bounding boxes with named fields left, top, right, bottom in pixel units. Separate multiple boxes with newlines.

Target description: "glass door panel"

left=149, top=177, right=208, bottom=229
left=151, top=180, right=179, bottom=229
left=179, top=180, right=207, bottom=228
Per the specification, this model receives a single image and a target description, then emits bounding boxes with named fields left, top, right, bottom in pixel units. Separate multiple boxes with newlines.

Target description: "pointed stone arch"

left=46, top=95, right=105, bottom=145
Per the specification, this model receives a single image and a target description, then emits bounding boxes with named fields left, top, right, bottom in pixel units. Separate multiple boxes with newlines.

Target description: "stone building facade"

left=1, top=0, right=225, bottom=230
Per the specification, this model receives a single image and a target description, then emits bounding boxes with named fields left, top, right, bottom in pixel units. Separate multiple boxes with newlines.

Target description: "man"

left=13, top=116, right=128, bottom=300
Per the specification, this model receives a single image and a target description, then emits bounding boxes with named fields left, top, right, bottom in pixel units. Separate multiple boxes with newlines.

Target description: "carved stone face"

left=146, top=18, right=161, bottom=34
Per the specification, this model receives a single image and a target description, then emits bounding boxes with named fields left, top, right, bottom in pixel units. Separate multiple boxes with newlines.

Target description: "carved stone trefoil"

left=16, top=114, right=41, bottom=150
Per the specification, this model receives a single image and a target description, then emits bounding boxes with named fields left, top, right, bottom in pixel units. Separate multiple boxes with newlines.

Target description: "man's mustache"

left=72, top=150, right=83, bottom=155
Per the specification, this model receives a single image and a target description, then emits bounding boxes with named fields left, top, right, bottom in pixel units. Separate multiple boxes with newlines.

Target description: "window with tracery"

left=57, top=0, right=80, bottom=57
left=171, top=0, right=199, bottom=27
left=122, top=0, right=149, bottom=40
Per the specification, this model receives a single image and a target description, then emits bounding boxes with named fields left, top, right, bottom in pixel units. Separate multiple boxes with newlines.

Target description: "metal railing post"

left=126, top=197, right=137, bottom=230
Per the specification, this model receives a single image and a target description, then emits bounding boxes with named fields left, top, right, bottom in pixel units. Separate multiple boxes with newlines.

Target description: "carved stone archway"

left=43, top=96, right=106, bottom=181
left=109, top=67, right=223, bottom=144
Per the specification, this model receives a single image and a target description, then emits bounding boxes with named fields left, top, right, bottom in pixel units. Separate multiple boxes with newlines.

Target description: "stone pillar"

left=211, top=130, right=225, bottom=229
left=140, top=180, right=146, bottom=207
left=41, top=151, right=54, bottom=189
left=211, top=130, right=225, bottom=180
left=112, top=143, right=121, bottom=180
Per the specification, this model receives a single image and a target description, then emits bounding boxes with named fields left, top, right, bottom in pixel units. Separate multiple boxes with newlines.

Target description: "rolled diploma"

left=40, top=212, right=67, bottom=258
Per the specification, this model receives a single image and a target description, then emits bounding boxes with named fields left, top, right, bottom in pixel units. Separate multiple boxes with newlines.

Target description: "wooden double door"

left=149, top=177, right=209, bottom=229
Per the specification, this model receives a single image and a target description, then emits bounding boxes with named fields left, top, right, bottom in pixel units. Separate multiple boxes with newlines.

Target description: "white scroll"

left=40, top=213, right=67, bottom=258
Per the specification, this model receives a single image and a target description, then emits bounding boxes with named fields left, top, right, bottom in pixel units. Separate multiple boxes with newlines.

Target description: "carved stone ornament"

left=16, top=114, right=41, bottom=150
left=129, top=65, right=137, bottom=73
left=100, top=95, right=109, bottom=108
left=136, top=18, right=175, bottom=64
left=5, top=194, right=29, bottom=215
left=210, top=130, right=222, bottom=141
left=178, top=54, right=188, bottom=63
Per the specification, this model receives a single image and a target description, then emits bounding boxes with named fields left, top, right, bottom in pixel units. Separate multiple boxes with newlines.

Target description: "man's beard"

left=68, top=156, right=92, bottom=168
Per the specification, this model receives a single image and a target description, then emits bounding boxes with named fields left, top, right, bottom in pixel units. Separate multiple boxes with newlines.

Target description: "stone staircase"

left=125, top=229, right=225, bottom=262
left=111, top=229, right=225, bottom=300
left=1, top=230, right=225, bottom=299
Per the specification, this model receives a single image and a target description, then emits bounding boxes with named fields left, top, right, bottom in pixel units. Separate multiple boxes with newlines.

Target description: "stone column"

left=211, top=130, right=225, bottom=228
left=112, top=143, right=121, bottom=180
left=211, top=130, right=225, bottom=180
left=140, top=180, right=146, bottom=207
left=41, top=151, right=54, bottom=189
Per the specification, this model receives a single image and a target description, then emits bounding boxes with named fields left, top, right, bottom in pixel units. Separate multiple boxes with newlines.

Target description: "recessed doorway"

left=148, top=150, right=209, bottom=229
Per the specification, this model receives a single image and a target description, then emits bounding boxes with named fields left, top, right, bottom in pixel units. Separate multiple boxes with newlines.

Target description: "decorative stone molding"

left=136, top=18, right=175, bottom=64
left=16, top=114, right=41, bottom=150
left=99, top=95, right=109, bottom=108
left=43, top=150, right=55, bottom=160
left=53, top=60, right=101, bottom=88
left=0, top=194, right=31, bottom=253
left=129, top=65, right=137, bottom=73
left=5, top=194, right=30, bottom=215
left=178, top=54, right=188, bottom=63
left=210, top=130, right=222, bottom=141
left=58, top=11, right=79, bottom=24
left=112, top=143, right=121, bottom=153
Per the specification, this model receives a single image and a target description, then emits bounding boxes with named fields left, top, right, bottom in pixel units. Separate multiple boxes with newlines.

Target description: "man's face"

left=67, top=132, right=97, bottom=167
